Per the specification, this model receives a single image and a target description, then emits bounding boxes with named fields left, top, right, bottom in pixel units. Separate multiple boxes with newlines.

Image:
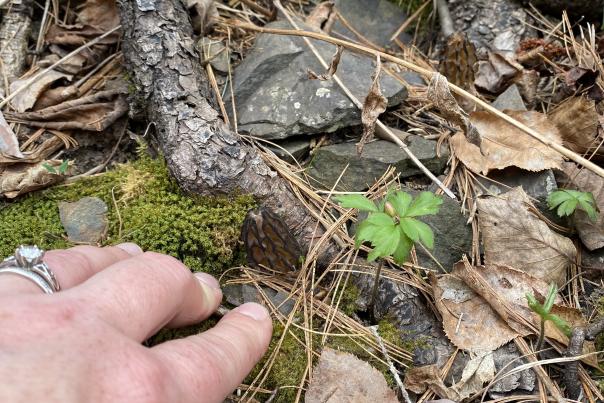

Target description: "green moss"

left=336, top=283, right=361, bottom=317
left=0, top=155, right=255, bottom=276
left=246, top=322, right=308, bottom=402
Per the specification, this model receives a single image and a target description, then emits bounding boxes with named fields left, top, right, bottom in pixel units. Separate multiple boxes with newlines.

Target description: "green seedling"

left=335, top=190, right=442, bottom=319
left=42, top=160, right=70, bottom=175
left=547, top=189, right=597, bottom=222
left=526, top=283, right=572, bottom=352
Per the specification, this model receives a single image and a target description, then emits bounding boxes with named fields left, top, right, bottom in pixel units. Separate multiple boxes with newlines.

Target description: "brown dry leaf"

left=431, top=273, right=519, bottom=352
left=475, top=51, right=521, bottom=93
left=184, top=0, right=219, bottom=35
left=308, top=45, right=343, bottom=81
left=78, top=0, right=120, bottom=31
left=451, top=110, right=564, bottom=175
left=305, top=348, right=397, bottom=402
left=0, top=160, right=65, bottom=198
left=0, top=110, right=22, bottom=158
left=9, top=70, right=71, bottom=113
left=305, top=1, right=335, bottom=30
left=549, top=96, right=602, bottom=158
left=356, top=56, right=386, bottom=155
left=559, top=162, right=604, bottom=250
left=5, top=90, right=128, bottom=131
left=404, top=364, right=470, bottom=401
left=477, top=187, right=576, bottom=286
left=427, top=73, right=471, bottom=134
left=33, top=85, right=79, bottom=110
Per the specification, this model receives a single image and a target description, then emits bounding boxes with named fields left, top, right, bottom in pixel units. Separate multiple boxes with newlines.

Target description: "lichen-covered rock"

left=307, top=136, right=449, bottom=191
left=229, top=19, right=414, bottom=140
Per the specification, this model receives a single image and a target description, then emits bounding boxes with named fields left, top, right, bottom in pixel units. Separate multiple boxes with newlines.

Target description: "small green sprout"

left=526, top=283, right=572, bottom=352
left=547, top=189, right=597, bottom=222
left=42, top=160, right=70, bottom=175
left=335, top=190, right=442, bottom=321
left=335, top=190, right=442, bottom=264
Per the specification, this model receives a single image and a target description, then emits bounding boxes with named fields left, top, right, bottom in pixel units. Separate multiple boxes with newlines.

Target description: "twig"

left=231, top=21, right=604, bottom=180
left=0, top=25, right=121, bottom=109
left=369, top=325, right=412, bottom=403
left=239, top=0, right=275, bottom=20
left=564, top=326, right=586, bottom=401
left=270, top=1, right=457, bottom=200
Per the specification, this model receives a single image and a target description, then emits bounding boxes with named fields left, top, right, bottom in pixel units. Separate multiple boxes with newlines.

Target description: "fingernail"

left=194, top=272, right=221, bottom=290
left=236, top=302, right=269, bottom=321
left=116, top=242, right=143, bottom=256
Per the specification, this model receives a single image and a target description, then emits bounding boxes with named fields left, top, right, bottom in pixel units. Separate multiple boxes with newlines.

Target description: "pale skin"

left=0, top=243, right=273, bottom=402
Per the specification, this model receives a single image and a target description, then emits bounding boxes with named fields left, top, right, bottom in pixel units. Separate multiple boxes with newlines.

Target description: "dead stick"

left=389, top=0, right=431, bottom=42
left=271, top=2, right=456, bottom=200
left=232, top=21, right=604, bottom=181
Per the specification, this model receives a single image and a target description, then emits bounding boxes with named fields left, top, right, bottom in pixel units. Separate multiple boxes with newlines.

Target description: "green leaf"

left=42, top=163, right=56, bottom=174
left=548, top=189, right=597, bottom=221
left=547, top=313, right=572, bottom=337
left=335, top=194, right=378, bottom=212
left=415, top=220, right=435, bottom=249
left=399, top=217, right=419, bottom=241
left=577, top=199, right=598, bottom=221
left=364, top=212, right=396, bottom=227
left=354, top=220, right=378, bottom=249
left=367, top=224, right=400, bottom=261
left=526, top=293, right=545, bottom=316
left=406, top=192, right=443, bottom=217
left=543, top=283, right=557, bottom=313
left=547, top=190, right=571, bottom=209
left=387, top=191, right=412, bottom=217
left=392, top=227, right=413, bottom=264
left=58, top=159, right=69, bottom=174
left=558, top=198, right=578, bottom=217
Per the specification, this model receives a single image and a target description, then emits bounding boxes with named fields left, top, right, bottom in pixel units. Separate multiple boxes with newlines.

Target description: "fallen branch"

left=231, top=21, right=604, bottom=180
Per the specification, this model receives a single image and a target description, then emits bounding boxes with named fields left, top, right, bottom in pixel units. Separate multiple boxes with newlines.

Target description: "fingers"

left=0, top=244, right=142, bottom=295
left=152, top=303, right=273, bottom=403
left=67, top=252, right=222, bottom=341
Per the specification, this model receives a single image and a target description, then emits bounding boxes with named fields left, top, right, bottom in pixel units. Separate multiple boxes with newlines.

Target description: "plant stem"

left=536, top=319, right=545, bottom=352
left=369, top=260, right=384, bottom=323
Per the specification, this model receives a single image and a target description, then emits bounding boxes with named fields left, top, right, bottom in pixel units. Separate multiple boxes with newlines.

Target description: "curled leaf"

left=356, top=55, right=387, bottom=155
left=308, top=45, right=343, bottom=81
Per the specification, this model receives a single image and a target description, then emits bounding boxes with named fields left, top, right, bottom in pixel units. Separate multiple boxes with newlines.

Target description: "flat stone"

left=266, top=137, right=311, bottom=164
left=307, top=136, right=449, bottom=191
left=332, top=0, right=411, bottom=47
left=59, top=197, right=108, bottom=243
left=223, top=284, right=295, bottom=316
left=491, top=84, right=526, bottom=111
left=228, top=19, right=414, bottom=140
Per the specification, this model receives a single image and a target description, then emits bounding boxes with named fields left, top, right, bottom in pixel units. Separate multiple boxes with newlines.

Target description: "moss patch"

left=0, top=155, right=255, bottom=276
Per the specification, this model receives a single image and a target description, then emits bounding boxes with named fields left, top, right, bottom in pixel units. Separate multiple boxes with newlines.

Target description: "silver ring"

left=0, top=245, right=60, bottom=294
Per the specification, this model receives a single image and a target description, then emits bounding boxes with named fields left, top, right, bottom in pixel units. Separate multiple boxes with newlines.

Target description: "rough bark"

left=0, top=0, right=33, bottom=97
left=117, top=0, right=336, bottom=263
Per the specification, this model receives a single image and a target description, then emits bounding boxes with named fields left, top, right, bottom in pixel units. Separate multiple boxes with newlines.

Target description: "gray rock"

left=332, top=0, right=411, bottom=47
left=351, top=265, right=454, bottom=368
left=229, top=19, right=412, bottom=140
left=416, top=193, right=472, bottom=273
left=307, top=136, right=449, bottom=191
left=195, top=37, right=230, bottom=73
left=266, top=137, right=311, bottom=164
left=491, top=84, right=526, bottom=111
left=59, top=197, right=108, bottom=243
left=223, top=284, right=295, bottom=316
left=478, top=168, right=557, bottom=213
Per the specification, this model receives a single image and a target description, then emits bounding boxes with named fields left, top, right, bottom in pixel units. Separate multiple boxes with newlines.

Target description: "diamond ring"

left=0, top=245, right=60, bottom=294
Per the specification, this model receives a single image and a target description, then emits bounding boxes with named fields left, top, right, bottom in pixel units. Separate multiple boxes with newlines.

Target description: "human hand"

left=0, top=244, right=272, bottom=403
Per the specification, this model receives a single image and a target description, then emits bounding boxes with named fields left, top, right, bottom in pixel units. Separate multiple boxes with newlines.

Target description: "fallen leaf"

left=78, top=0, right=120, bottom=31
left=559, top=162, right=604, bottom=251
left=432, top=273, right=519, bottom=353
left=305, top=1, right=335, bottom=30
left=0, top=160, right=65, bottom=198
left=477, top=187, right=576, bottom=286
left=356, top=56, right=386, bottom=155
left=404, top=365, right=461, bottom=401
left=451, top=110, right=564, bottom=175
left=0, top=110, right=22, bottom=158
left=5, top=90, right=128, bottom=131
left=427, top=73, right=471, bottom=134
left=308, top=46, right=343, bottom=81
left=9, top=70, right=71, bottom=113
left=475, top=51, right=520, bottom=93
left=305, top=348, right=398, bottom=402
left=549, top=96, right=602, bottom=159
